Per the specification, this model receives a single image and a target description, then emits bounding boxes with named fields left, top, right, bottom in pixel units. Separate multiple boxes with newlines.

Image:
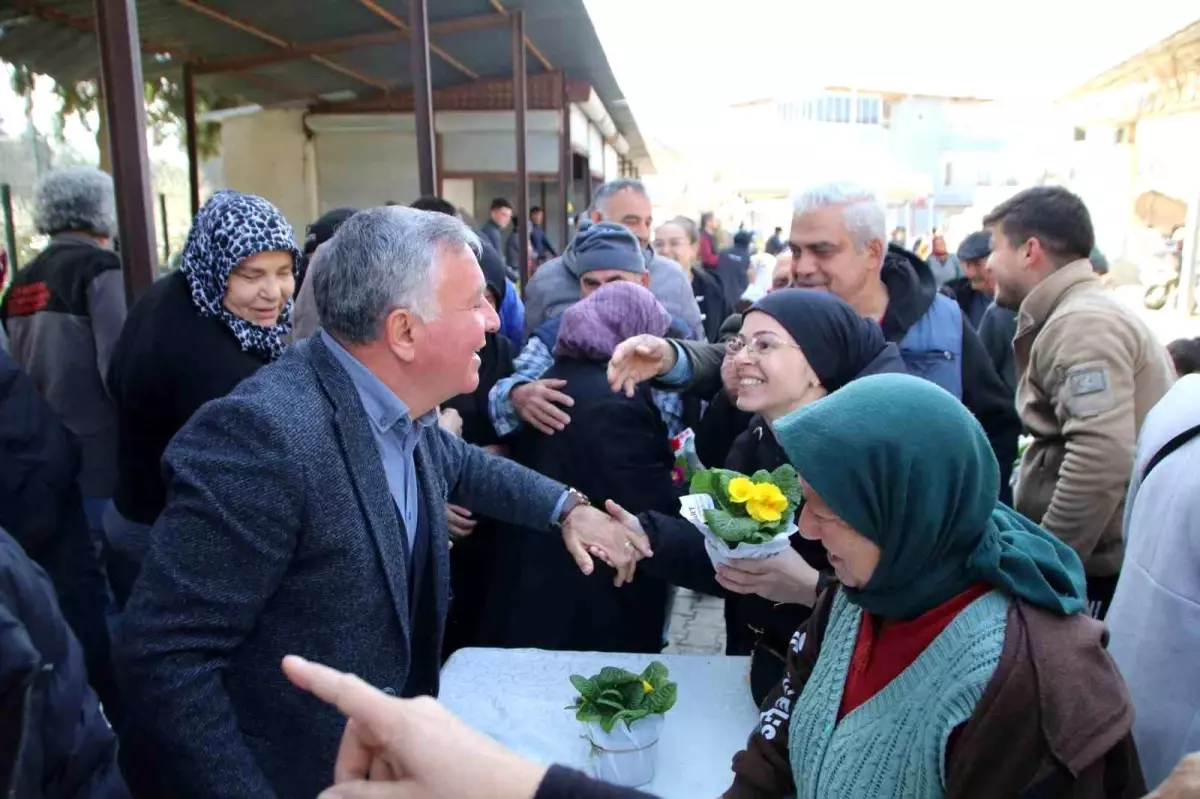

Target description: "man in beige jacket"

left=984, top=186, right=1174, bottom=619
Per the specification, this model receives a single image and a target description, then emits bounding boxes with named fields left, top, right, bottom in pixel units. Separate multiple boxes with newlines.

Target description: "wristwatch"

left=554, top=489, right=591, bottom=529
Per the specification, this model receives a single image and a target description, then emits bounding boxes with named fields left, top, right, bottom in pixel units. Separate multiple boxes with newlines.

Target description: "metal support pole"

left=94, top=0, right=158, bottom=300
left=557, top=71, right=571, bottom=251
left=512, top=10, right=529, bottom=291
left=183, top=62, right=200, bottom=218
left=1, top=184, right=18, bottom=271
left=410, top=0, right=437, bottom=197
left=159, top=193, right=170, bottom=264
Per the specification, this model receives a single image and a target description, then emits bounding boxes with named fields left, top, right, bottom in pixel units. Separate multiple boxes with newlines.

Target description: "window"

left=943, top=162, right=954, bottom=186
left=856, top=97, right=880, bottom=125
left=1073, top=127, right=1087, bottom=141
left=781, top=94, right=881, bottom=126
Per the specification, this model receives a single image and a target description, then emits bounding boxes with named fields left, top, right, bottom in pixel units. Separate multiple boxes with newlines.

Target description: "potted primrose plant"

left=568, top=662, right=678, bottom=787
left=679, top=464, right=803, bottom=567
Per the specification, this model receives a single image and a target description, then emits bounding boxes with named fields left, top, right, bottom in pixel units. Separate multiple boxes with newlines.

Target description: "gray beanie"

left=33, top=167, right=117, bottom=238
left=564, top=221, right=646, bottom=277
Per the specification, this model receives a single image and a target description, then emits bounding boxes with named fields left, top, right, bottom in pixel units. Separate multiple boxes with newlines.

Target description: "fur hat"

left=33, top=167, right=116, bottom=238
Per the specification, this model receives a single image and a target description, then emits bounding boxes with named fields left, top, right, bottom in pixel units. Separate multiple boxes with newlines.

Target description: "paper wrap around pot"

left=584, top=713, right=665, bottom=788
left=680, top=493, right=796, bottom=568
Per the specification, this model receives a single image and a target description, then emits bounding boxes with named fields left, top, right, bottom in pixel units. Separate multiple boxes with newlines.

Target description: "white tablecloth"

left=439, top=648, right=760, bottom=798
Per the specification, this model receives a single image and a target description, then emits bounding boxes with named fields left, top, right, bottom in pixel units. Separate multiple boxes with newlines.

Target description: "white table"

left=439, top=648, right=760, bottom=798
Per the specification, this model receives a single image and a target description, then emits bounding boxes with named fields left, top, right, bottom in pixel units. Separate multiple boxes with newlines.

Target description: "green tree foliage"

left=8, top=63, right=229, bottom=161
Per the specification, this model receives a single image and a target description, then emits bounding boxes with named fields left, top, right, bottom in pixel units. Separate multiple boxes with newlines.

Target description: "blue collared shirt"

left=321, top=332, right=437, bottom=550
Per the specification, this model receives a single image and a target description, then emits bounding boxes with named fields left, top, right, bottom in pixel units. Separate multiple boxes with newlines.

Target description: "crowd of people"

left=1, top=165, right=1199, bottom=799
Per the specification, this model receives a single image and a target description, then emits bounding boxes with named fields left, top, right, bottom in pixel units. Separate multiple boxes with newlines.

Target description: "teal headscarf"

left=774, top=373, right=1086, bottom=619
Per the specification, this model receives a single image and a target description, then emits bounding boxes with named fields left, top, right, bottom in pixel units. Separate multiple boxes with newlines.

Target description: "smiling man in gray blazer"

left=116, top=207, right=650, bottom=799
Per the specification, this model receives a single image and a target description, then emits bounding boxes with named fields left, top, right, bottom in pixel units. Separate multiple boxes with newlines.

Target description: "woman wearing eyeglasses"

left=611, top=289, right=905, bottom=701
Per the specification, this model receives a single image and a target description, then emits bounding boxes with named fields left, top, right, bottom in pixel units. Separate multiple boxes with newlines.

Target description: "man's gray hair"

left=34, top=167, right=116, bottom=237
left=589, top=178, right=650, bottom=218
left=312, top=206, right=481, bottom=344
left=792, top=181, right=887, bottom=254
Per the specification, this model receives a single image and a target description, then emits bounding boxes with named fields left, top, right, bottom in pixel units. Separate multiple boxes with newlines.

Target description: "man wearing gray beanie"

left=0, top=167, right=127, bottom=537
left=521, top=179, right=702, bottom=339
left=486, top=221, right=685, bottom=442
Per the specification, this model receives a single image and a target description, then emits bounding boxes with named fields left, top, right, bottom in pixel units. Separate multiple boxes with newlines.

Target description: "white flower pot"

left=680, top=493, right=796, bottom=568
left=584, top=714, right=665, bottom=788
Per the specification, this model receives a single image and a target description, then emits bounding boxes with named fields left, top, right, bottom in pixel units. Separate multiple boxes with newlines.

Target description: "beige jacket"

left=1013, top=260, right=1174, bottom=577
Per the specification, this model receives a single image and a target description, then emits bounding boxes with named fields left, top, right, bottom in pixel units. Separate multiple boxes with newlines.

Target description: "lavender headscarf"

left=554, top=281, right=670, bottom=362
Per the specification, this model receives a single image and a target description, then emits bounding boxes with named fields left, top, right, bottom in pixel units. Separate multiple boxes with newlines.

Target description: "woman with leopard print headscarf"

left=103, top=190, right=301, bottom=607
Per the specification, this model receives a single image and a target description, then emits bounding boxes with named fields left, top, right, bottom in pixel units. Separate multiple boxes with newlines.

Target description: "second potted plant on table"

left=568, top=661, right=678, bottom=788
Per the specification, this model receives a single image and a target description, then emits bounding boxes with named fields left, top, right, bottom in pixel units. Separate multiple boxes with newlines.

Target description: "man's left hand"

left=560, top=504, right=652, bottom=586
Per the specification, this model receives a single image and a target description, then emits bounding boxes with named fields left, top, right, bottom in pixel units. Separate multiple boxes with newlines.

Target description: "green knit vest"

left=788, top=589, right=1008, bottom=798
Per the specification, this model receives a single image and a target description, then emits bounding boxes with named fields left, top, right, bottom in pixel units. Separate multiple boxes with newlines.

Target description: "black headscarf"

left=746, top=289, right=889, bottom=393
left=478, top=240, right=508, bottom=306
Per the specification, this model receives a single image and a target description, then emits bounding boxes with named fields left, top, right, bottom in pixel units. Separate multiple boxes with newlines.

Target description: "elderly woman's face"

left=223, top=250, right=295, bottom=327
left=653, top=223, right=698, bottom=271
left=797, top=478, right=880, bottom=588
left=770, top=250, right=793, bottom=291
left=729, top=312, right=820, bottom=421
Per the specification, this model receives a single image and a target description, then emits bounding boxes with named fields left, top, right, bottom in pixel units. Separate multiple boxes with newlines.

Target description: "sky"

left=584, top=0, right=1197, bottom=151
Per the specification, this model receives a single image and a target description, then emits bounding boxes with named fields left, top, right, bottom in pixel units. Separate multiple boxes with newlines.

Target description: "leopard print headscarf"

left=180, top=190, right=302, bottom=360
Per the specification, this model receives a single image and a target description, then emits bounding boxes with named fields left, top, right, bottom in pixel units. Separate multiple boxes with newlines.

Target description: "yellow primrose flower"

left=727, top=477, right=754, bottom=504
left=745, top=483, right=789, bottom=523
left=642, top=680, right=654, bottom=694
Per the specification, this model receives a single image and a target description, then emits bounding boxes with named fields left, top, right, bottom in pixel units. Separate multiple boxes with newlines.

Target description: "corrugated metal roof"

left=0, top=0, right=649, bottom=165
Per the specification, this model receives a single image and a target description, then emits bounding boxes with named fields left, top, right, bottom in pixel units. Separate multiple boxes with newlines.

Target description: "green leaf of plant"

left=613, top=708, right=651, bottom=729
left=648, top=681, right=678, bottom=715
left=575, top=703, right=603, bottom=724
left=750, top=469, right=772, bottom=484
left=595, top=667, right=637, bottom=690
left=596, top=697, right=626, bottom=713
left=705, top=509, right=762, bottom=544
left=689, top=469, right=716, bottom=496
left=771, top=464, right=803, bottom=506
left=641, top=661, right=669, bottom=685
left=570, top=675, right=597, bottom=699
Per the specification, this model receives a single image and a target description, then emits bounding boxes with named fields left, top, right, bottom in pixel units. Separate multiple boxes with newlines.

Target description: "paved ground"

left=664, top=588, right=727, bottom=654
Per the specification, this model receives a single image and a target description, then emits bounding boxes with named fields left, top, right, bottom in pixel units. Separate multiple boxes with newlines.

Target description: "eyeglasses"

left=726, top=334, right=804, bottom=358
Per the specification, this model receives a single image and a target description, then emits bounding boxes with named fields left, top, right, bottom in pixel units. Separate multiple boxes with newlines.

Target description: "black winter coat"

left=692, top=267, right=734, bottom=344
left=107, top=271, right=269, bottom=526
left=483, top=357, right=678, bottom=654
left=441, top=331, right=516, bottom=659
left=0, top=350, right=118, bottom=724
left=0, top=528, right=128, bottom=799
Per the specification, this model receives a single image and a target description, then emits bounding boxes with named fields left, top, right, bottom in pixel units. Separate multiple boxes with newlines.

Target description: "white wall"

left=570, top=105, right=590, bottom=154
left=439, top=111, right=560, bottom=174
left=588, top=125, right=604, bottom=175
left=603, top=143, right=619, bottom=180
left=441, top=178, right=476, bottom=222
left=218, top=109, right=313, bottom=239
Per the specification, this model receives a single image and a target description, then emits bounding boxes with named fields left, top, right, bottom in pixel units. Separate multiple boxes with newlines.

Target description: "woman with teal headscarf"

left=725, top=374, right=1144, bottom=799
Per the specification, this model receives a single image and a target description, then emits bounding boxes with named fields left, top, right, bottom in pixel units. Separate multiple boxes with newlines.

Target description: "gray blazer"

left=117, top=334, right=566, bottom=798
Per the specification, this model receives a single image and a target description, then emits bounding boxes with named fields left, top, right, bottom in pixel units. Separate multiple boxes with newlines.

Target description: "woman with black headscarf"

left=104, top=190, right=301, bottom=606
left=613, top=289, right=906, bottom=701
left=440, top=241, right=517, bottom=658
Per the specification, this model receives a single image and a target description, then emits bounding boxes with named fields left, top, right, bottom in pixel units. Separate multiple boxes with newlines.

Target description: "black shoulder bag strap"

left=1142, top=422, right=1200, bottom=482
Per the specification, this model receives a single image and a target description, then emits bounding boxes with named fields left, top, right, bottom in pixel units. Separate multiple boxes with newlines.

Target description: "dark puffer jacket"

left=0, top=527, right=128, bottom=798
left=0, top=349, right=118, bottom=724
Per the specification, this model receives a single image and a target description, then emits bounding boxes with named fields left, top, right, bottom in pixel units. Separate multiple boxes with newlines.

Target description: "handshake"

left=444, top=497, right=652, bottom=587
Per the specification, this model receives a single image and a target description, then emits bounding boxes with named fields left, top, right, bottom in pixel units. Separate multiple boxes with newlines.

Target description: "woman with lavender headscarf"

left=483, top=282, right=679, bottom=653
